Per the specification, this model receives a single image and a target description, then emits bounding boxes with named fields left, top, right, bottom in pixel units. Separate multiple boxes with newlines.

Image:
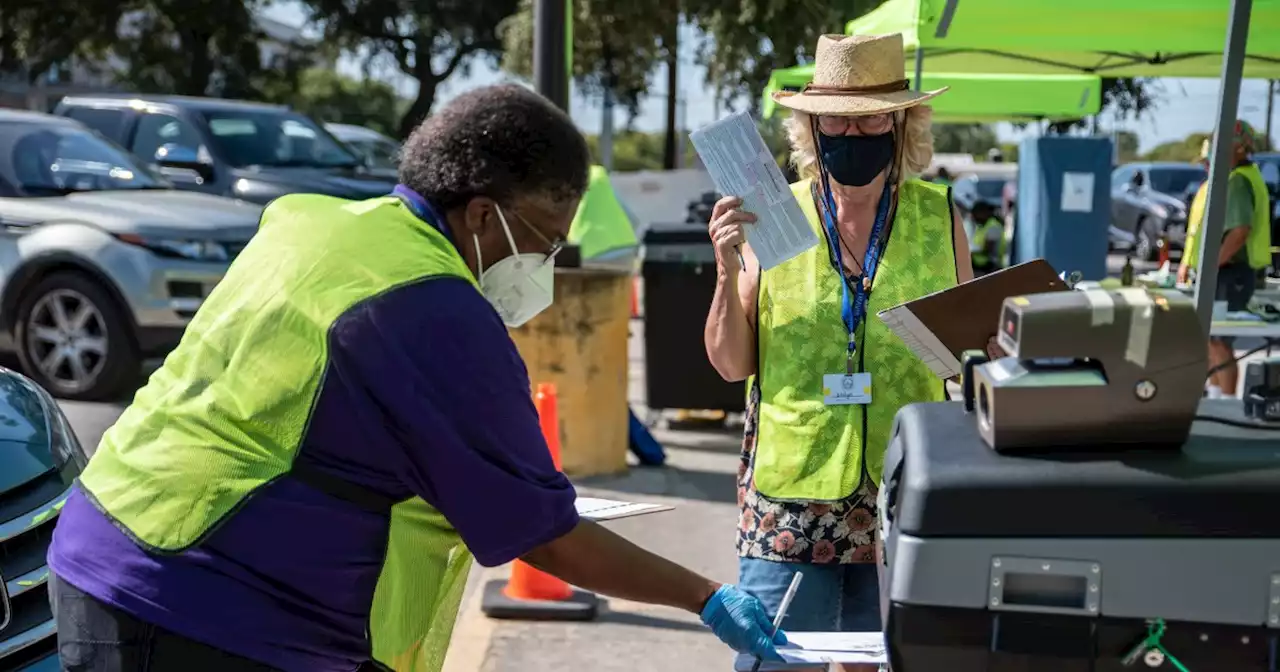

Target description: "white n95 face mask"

left=474, top=205, right=555, bottom=327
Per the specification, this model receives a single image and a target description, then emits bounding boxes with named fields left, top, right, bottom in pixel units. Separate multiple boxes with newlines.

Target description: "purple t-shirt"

left=48, top=207, right=580, bottom=671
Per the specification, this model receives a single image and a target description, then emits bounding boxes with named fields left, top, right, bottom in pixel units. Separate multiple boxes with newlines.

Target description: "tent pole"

left=913, top=47, right=924, bottom=92
left=1194, top=0, right=1252, bottom=336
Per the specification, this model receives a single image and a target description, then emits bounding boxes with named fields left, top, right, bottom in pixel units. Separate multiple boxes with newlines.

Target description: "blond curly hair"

left=783, top=106, right=935, bottom=186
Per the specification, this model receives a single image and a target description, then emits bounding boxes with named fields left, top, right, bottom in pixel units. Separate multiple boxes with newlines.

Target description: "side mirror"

left=155, top=143, right=212, bottom=181
left=156, top=142, right=213, bottom=181
left=154, top=143, right=202, bottom=166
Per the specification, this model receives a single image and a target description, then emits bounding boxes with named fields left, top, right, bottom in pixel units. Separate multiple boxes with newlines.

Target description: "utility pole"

left=662, top=21, right=679, bottom=170
left=1267, top=79, right=1275, bottom=148
left=534, top=0, right=570, bottom=110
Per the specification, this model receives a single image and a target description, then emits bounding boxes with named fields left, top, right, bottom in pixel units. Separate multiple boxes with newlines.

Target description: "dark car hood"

left=0, top=371, right=57, bottom=492
left=231, top=165, right=397, bottom=200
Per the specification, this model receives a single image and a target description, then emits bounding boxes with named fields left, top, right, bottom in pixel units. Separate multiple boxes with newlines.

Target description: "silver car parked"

left=0, top=109, right=261, bottom=400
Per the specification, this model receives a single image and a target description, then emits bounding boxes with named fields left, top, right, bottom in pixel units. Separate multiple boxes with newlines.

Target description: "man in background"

left=1178, top=121, right=1273, bottom=396
left=967, top=200, right=1005, bottom=276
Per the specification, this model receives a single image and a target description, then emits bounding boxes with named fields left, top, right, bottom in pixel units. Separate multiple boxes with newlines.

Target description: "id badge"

left=822, top=372, right=872, bottom=405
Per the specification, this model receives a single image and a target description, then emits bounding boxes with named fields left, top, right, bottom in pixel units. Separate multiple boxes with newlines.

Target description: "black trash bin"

left=641, top=223, right=745, bottom=414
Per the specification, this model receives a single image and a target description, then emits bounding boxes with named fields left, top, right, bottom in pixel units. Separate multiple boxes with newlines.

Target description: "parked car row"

left=0, top=97, right=404, bottom=402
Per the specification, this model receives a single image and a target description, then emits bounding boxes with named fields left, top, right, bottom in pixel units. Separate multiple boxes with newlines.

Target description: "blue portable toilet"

left=1013, top=136, right=1112, bottom=280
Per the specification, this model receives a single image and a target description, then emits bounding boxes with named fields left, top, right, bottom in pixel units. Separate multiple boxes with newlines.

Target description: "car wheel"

left=1134, top=218, right=1157, bottom=262
left=15, top=271, right=140, bottom=401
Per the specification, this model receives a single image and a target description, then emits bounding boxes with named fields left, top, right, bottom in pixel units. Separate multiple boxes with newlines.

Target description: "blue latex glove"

left=699, top=584, right=788, bottom=660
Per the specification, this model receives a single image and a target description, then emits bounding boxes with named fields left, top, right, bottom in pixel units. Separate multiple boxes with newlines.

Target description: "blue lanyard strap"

left=818, top=179, right=893, bottom=372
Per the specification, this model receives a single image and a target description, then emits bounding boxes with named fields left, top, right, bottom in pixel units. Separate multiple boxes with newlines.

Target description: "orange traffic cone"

left=481, top=383, right=599, bottom=621
left=630, top=276, right=640, bottom=319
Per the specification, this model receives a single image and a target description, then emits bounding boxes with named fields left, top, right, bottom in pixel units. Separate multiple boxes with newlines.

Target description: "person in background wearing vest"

left=1177, top=120, right=1273, bottom=396
left=703, top=33, right=975, bottom=671
left=47, top=85, right=785, bottom=672
left=933, top=165, right=952, bottom=187
left=967, top=199, right=1005, bottom=275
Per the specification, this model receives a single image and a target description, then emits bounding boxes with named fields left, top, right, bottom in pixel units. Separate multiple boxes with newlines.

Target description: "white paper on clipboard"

left=689, top=112, right=820, bottom=269
left=575, top=497, right=673, bottom=521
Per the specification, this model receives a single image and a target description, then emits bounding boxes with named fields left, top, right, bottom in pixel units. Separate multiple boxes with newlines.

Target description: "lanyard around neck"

left=816, top=177, right=893, bottom=374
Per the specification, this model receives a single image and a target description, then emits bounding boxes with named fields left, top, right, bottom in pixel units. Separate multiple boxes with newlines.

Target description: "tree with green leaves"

left=0, top=0, right=125, bottom=84
left=302, top=0, right=519, bottom=138
left=933, top=123, right=999, bottom=157
left=499, top=0, right=676, bottom=120
left=687, top=0, right=880, bottom=113
left=259, top=67, right=406, bottom=136
left=108, top=0, right=300, bottom=99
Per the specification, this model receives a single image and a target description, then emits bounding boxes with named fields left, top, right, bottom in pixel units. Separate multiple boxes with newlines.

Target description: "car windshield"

left=200, top=110, right=360, bottom=169
left=347, top=137, right=401, bottom=170
left=1148, top=167, right=1206, bottom=195
left=4, top=122, right=166, bottom=195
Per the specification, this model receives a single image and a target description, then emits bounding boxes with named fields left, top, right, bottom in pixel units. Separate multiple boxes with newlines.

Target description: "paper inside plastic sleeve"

left=689, top=112, right=819, bottom=270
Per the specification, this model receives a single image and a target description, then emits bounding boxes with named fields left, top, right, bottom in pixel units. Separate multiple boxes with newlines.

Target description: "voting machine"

left=878, top=289, right=1280, bottom=671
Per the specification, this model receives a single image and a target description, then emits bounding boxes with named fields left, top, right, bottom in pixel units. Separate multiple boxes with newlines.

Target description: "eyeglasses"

left=510, top=209, right=565, bottom=261
left=816, top=113, right=894, bottom=136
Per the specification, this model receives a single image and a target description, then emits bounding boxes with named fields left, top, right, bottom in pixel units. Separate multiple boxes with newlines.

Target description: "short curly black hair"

left=399, top=84, right=591, bottom=212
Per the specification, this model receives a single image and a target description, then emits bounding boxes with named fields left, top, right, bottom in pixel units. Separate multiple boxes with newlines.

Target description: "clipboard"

left=876, top=259, right=1067, bottom=379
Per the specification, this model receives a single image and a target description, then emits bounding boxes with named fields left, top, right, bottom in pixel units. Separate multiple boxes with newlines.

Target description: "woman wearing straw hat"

left=704, top=33, right=975, bottom=661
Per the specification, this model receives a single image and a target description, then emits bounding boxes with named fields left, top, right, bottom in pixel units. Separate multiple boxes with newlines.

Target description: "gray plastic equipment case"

left=879, top=400, right=1280, bottom=672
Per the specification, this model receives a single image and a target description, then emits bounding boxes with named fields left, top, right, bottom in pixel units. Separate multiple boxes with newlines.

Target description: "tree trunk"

left=399, top=80, right=438, bottom=140
left=178, top=31, right=215, bottom=96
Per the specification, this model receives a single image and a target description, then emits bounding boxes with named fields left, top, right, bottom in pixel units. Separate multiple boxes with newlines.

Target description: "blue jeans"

left=738, top=557, right=883, bottom=632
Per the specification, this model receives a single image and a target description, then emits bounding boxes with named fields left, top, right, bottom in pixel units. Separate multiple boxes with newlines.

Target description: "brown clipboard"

left=876, top=259, right=1068, bottom=378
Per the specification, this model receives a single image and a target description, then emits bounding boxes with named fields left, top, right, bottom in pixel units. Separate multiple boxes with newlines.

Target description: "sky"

left=264, top=4, right=1280, bottom=155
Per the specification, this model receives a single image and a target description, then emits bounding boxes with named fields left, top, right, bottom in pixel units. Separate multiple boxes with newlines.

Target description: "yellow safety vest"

left=751, top=179, right=955, bottom=500
left=1184, top=164, right=1272, bottom=270
left=80, top=195, right=475, bottom=671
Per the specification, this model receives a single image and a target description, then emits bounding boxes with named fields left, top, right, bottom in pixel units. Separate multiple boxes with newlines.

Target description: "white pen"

left=751, top=572, right=803, bottom=672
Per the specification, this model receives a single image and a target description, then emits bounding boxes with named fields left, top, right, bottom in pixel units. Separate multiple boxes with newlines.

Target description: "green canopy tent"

left=844, top=0, right=1280, bottom=78
left=762, top=66, right=1102, bottom=123
left=844, top=0, right=1276, bottom=330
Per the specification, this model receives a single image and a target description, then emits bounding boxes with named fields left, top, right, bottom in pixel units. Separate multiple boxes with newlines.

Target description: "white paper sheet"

left=877, top=305, right=962, bottom=379
left=733, top=632, right=888, bottom=670
left=574, top=497, right=672, bottom=521
left=1060, top=172, right=1095, bottom=213
left=689, top=112, right=820, bottom=270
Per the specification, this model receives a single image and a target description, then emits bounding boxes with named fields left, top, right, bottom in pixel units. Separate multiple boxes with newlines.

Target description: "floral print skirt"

left=737, top=380, right=879, bottom=565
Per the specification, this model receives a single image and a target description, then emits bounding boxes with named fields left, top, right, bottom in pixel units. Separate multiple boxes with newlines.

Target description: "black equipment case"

left=879, top=400, right=1280, bottom=672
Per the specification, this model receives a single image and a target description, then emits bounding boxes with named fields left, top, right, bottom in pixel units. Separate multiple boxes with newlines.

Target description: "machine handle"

left=961, top=350, right=989, bottom=413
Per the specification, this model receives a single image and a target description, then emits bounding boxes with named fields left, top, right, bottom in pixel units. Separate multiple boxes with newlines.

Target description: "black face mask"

left=817, top=131, right=895, bottom=187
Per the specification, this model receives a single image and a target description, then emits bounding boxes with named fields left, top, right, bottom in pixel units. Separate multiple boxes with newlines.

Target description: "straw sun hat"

left=773, top=33, right=948, bottom=117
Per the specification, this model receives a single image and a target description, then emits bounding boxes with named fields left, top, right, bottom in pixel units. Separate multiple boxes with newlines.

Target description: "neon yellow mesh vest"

left=77, top=194, right=475, bottom=671
left=970, top=217, right=1006, bottom=268
left=753, top=179, right=956, bottom=501
left=1184, top=163, right=1273, bottom=270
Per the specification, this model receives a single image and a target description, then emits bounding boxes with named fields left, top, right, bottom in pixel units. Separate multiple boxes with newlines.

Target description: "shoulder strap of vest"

left=291, top=461, right=403, bottom=513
